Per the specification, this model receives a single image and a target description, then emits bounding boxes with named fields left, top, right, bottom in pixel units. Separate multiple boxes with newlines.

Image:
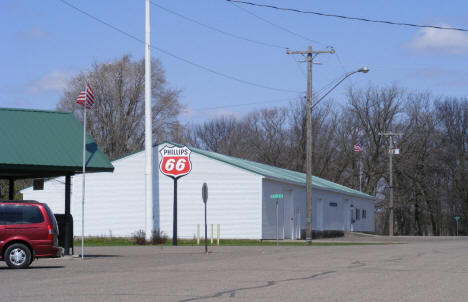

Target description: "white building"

left=22, top=142, right=375, bottom=239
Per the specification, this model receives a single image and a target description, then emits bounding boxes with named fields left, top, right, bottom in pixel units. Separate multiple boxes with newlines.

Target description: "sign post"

left=270, top=193, right=284, bottom=247
left=202, top=183, right=208, bottom=253
left=159, top=145, right=192, bottom=246
left=455, top=216, right=460, bottom=236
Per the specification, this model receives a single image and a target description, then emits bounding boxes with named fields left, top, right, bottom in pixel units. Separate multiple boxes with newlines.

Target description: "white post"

left=210, top=224, right=213, bottom=246
left=217, top=224, right=220, bottom=246
left=196, top=224, right=200, bottom=245
left=144, top=0, right=153, bottom=242
left=81, top=98, right=86, bottom=259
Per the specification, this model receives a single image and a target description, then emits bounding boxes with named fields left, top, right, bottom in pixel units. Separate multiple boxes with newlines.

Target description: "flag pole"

left=144, top=0, right=153, bottom=242
left=81, top=87, right=87, bottom=260
left=359, top=156, right=362, bottom=192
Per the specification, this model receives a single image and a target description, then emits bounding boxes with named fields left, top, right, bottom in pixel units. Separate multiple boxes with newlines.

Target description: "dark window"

left=362, top=210, right=367, bottom=219
left=329, top=202, right=338, bottom=207
left=356, top=208, right=360, bottom=220
left=0, top=204, right=44, bottom=225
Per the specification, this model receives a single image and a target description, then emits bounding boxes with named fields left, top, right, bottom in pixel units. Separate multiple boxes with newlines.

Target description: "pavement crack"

left=178, top=271, right=334, bottom=302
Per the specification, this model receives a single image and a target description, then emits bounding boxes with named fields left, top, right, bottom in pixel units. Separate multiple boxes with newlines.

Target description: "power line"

left=195, top=97, right=296, bottom=111
left=227, top=0, right=468, bottom=32
left=58, top=0, right=301, bottom=94
left=226, top=0, right=329, bottom=46
left=150, top=1, right=287, bottom=49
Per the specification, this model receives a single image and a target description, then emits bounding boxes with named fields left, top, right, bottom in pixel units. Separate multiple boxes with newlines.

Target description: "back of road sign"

left=202, top=183, right=208, bottom=203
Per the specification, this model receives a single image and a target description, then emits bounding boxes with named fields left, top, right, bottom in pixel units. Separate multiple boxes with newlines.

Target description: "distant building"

left=22, top=142, right=375, bottom=239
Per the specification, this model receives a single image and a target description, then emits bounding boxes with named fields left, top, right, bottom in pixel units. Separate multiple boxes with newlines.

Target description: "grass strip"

left=74, top=237, right=392, bottom=247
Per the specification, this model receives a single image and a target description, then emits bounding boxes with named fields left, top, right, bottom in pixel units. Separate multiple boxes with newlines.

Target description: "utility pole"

left=286, top=46, right=334, bottom=244
left=379, top=132, right=402, bottom=236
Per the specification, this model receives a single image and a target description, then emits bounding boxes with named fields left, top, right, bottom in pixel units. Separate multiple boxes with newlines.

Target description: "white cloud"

left=405, top=26, right=468, bottom=55
left=28, top=71, right=72, bottom=94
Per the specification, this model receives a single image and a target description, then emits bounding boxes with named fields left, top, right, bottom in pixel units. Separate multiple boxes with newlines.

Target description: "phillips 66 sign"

left=159, top=145, right=192, bottom=179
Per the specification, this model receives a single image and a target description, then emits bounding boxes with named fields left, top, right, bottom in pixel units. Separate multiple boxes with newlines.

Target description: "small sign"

left=33, top=178, right=44, bottom=190
left=455, top=216, right=461, bottom=221
left=270, top=193, right=283, bottom=199
left=202, top=183, right=208, bottom=204
left=159, top=145, right=192, bottom=178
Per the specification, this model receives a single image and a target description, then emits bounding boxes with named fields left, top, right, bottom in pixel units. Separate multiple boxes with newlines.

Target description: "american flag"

left=76, top=85, right=95, bottom=109
left=353, top=142, right=363, bottom=152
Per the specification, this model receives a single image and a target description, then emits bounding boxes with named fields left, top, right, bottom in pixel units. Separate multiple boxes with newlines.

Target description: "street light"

left=312, top=67, right=370, bottom=109
left=305, top=67, right=369, bottom=243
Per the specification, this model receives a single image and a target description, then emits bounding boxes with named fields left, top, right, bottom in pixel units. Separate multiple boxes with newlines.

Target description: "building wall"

left=262, top=179, right=375, bottom=237
left=22, top=152, right=148, bottom=237
left=156, top=144, right=263, bottom=239
left=262, top=179, right=305, bottom=239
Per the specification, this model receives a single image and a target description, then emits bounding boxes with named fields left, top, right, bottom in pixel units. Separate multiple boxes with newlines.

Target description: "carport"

left=0, top=108, right=113, bottom=255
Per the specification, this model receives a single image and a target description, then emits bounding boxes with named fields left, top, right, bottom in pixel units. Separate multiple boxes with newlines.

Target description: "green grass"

left=74, top=237, right=391, bottom=247
left=73, top=237, right=134, bottom=246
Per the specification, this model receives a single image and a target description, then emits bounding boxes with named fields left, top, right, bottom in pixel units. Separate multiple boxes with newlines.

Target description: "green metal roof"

left=0, top=108, right=113, bottom=178
left=160, top=142, right=374, bottom=200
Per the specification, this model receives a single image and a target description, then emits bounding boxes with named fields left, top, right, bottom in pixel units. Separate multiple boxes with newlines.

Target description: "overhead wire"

left=227, top=0, right=468, bottom=32
left=150, top=1, right=287, bottom=49
left=58, top=0, right=301, bottom=94
left=226, top=0, right=329, bottom=47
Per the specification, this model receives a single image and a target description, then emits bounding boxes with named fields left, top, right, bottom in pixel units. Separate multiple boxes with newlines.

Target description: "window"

left=0, top=204, right=44, bottom=225
left=329, top=202, right=337, bottom=207
left=362, top=209, right=367, bottom=219
left=355, top=208, right=360, bottom=220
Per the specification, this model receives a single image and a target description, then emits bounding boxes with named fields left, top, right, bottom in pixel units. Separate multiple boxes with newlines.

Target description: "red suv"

left=0, top=200, right=63, bottom=269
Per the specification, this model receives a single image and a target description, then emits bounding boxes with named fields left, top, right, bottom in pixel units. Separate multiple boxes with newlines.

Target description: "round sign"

left=202, top=183, right=208, bottom=203
left=159, top=145, right=192, bottom=178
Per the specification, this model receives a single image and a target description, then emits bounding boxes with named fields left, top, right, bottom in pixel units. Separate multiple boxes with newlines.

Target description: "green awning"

left=0, top=108, right=113, bottom=178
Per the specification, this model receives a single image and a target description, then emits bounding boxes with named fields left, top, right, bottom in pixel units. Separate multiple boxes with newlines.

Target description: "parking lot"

left=1, top=237, right=468, bottom=302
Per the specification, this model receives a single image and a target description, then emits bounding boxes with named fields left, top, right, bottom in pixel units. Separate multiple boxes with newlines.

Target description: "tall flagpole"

left=144, top=0, right=154, bottom=242
left=81, top=90, right=86, bottom=259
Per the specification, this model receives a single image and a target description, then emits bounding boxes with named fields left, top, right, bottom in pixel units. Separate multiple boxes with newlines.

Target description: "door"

left=283, top=191, right=294, bottom=239
left=316, top=199, right=323, bottom=231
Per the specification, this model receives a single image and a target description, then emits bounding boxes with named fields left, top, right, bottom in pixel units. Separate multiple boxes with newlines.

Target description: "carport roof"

left=159, top=142, right=374, bottom=199
left=0, top=108, right=113, bottom=178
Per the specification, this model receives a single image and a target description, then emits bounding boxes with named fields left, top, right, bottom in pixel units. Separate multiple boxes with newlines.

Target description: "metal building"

left=22, top=142, right=374, bottom=239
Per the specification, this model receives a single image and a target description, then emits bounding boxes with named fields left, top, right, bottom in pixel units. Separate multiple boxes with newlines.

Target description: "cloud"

left=405, top=26, right=468, bottom=55
left=17, top=28, right=48, bottom=40
left=28, top=71, right=72, bottom=94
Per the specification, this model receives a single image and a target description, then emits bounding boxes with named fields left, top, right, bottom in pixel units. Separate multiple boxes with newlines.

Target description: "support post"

left=64, top=174, right=72, bottom=256
left=8, top=178, right=14, bottom=200
left=173, top=178, right=178, bottom=246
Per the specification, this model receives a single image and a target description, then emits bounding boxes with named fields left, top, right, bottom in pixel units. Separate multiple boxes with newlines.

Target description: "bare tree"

left=57, top=55, right=182, bottom=160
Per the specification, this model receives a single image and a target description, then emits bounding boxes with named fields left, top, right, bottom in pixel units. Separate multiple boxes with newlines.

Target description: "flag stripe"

left=76, top=84, right=95, bottom=108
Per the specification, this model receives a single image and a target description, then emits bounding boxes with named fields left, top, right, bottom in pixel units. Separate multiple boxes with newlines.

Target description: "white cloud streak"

left=406, top=26, right=468, bottom=55
left=28, top=71, right=72, bottom=94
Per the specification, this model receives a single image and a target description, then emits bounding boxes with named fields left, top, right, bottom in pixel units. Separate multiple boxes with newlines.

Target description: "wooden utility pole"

left=286, top=46, right=334, bottom=244
left=379, top=132, right=403, bottom=236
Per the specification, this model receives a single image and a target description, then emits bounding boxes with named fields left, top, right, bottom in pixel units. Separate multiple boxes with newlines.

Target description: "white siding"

left=263, top=178, right=375, bottom=236
left=156, top=144, right=262, bottom=239
left=23, top=152, right=148, bottom=237
left=22, top=178, right=66, bottom=213
left=262, top=179, right=305, bottom=239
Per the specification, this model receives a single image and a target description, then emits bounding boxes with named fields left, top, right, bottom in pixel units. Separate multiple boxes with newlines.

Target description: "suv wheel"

left=5, top=243, right=32, bottom=269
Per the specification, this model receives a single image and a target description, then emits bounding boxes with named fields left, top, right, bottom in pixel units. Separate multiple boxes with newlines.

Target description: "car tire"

left=4, top=243, right=32, bottom=269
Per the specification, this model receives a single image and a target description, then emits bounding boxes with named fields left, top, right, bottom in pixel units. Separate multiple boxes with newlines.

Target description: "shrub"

left=151, top=230, right=168, bottom=245
left=132, top=229, right=147, bottom=245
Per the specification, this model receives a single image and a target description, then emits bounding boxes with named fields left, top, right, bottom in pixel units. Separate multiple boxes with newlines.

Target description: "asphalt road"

left=1, top=238, right=468, bottom=301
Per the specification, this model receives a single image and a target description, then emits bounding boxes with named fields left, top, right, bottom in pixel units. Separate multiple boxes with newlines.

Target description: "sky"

left=2, top=0, right=468, bottom=122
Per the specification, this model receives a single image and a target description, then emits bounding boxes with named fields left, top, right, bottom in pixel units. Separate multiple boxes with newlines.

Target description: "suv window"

left=0, top=204, right=44, bottom=225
